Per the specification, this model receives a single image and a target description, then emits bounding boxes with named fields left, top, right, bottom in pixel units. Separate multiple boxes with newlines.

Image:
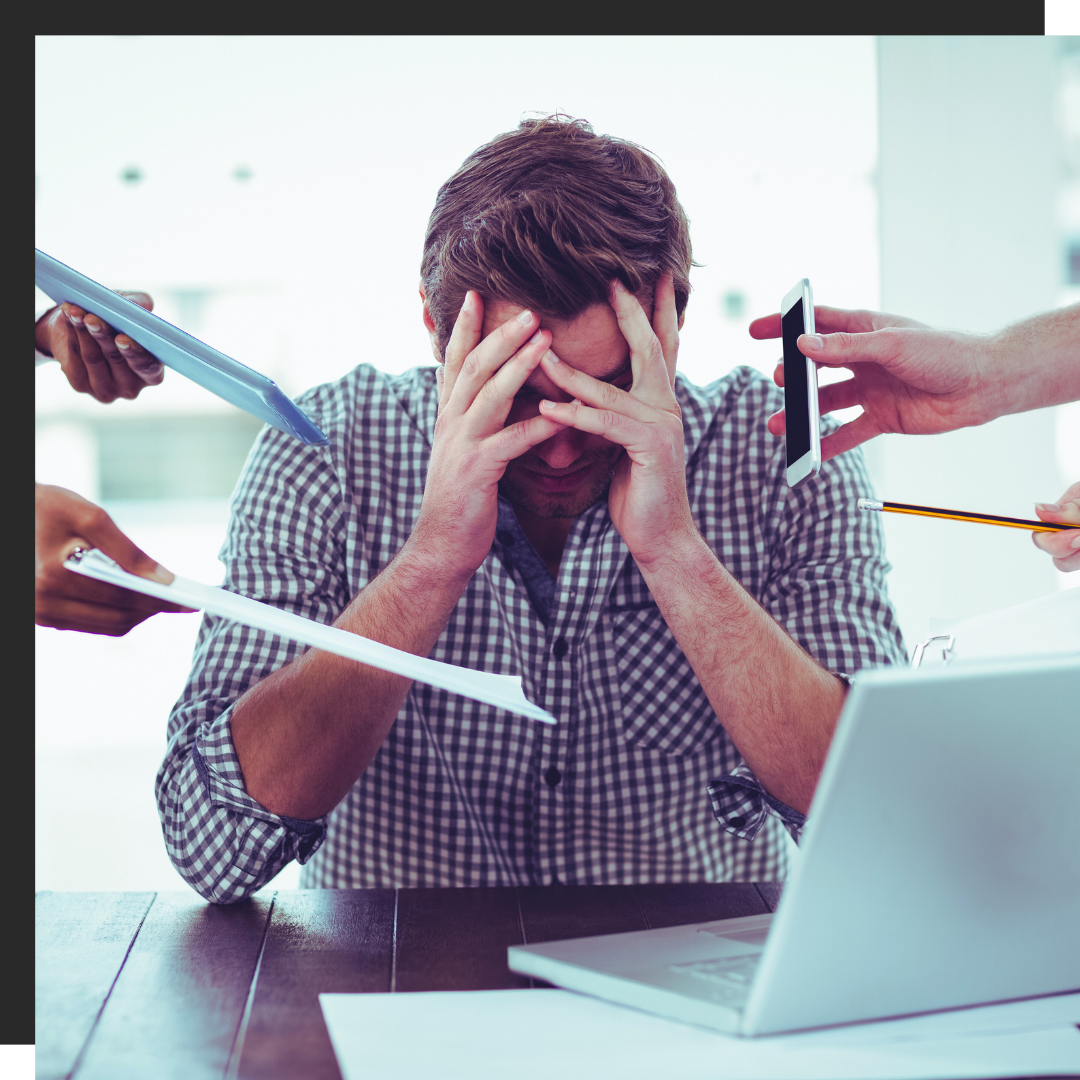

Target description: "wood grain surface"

left=37, top=883, right=783, bottom=1080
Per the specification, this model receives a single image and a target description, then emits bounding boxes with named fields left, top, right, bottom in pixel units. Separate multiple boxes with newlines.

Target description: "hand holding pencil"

left=1033, top=481, right=1080, bottom=572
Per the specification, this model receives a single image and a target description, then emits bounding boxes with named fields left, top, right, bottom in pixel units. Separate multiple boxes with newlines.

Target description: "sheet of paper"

left=319, top=989, right=1080, bottom=1080
left=924, top=586, right=1080, bottom=665
left=65, top=549, right=555, bottom=724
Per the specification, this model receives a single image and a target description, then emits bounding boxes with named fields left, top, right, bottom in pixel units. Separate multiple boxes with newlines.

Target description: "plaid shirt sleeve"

left=706, top=416, right=906, bottom=845
left=156, top=381, right=355, bottom=904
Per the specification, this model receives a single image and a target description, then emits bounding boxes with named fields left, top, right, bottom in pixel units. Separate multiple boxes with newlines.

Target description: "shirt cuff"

left=192, top=711, right=328, bottom=864
left=707, top=762, right=807, bottom=844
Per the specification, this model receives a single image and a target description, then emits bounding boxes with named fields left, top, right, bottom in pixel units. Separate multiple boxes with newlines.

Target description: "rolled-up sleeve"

left=156, top=382, right=357, bottom=904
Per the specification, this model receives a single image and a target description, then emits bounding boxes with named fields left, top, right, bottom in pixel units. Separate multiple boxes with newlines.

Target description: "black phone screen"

left=782, top=302, right=811, bottom=467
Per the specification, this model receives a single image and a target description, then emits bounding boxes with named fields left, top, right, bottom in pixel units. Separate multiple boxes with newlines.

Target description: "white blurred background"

left=35, top=36, right=1079, bottom=895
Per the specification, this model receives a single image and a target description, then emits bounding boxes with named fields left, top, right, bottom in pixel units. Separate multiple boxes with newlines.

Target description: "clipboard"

left=35, top=249, right=328, bottom=446
left=64, top=548, right=556, bottom=725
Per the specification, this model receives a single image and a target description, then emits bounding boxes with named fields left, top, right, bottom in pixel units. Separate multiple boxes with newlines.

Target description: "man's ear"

left=419, top=282, right=443, bottom=364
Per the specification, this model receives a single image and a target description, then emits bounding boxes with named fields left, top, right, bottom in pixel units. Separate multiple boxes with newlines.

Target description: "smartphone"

left=780, top=278, right=821, bottom=487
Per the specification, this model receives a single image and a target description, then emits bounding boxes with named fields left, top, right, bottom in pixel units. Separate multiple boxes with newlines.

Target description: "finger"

left=84, top=314, right=148, bottom=399
left=817, top=378, right=864, bottom=415
left=651, top=274, right=679, bottom=386
left=71, top=320, right=120, bottom=402
left=540, top=351, right=657, bottom=424
left=440, top=291, right=485, bottom=405
left=767, top=409, right=786, bottom=436
left=35, top=595, right=176, bottom=636
left=51, top=321, right=92, bottom=395
left=818, top=412, right=885, bottom=463
left=537, top=398, right=650, bottom=450
left=1032, top=529, right=1080, bottom=568
left=483, top=411, right=565, bottom=465
left=118, top=290, right=154, bottom=312
left=797, top=327, right=907, bottom=370
left=748, top=313, right=781, bottom=340
left=75, top=507, right=177, bottom=584
left=1035, top=497, right=1080, bottom=526
left=115, top=336, right=165, bottom=385
left=749, top=306, right=881, bottom=342
left=773, top=360, right=784, bottom=387
left=608, top=279, right=671, bottom=400
left=465, top=329, right=552, bottom=433
left=448, top=305, right=540, bottom=416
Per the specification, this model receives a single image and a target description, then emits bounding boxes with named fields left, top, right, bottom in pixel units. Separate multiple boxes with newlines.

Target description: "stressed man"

left=160, top=117, right=905, bottom=903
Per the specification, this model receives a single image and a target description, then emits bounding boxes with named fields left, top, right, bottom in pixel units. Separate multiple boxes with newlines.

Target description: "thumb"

left=70, top=511, right=175, bottom=584
left=117, top=290, right=154, bottom=312
left=797, top=328, right=900, bottom=369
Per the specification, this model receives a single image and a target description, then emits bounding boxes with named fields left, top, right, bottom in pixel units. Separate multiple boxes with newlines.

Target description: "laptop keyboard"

left=664, top=954, right=761, bottom=1006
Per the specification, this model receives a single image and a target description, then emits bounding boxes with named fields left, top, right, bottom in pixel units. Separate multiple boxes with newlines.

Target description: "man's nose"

left=533, top=426, right=587, bottom=471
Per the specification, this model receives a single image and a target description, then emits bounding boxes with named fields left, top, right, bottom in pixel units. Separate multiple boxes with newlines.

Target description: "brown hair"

left=421, top=116, right=694, bottom=355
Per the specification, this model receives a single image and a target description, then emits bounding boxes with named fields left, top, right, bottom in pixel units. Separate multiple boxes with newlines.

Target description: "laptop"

left=508, top=655, right=1080, bottom=1036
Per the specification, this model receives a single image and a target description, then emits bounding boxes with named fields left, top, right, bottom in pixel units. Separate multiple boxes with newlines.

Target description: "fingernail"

left=530, top=329, right=543, bottom=344
left=460, top=292, right=471, bottom=312
left=1072, top=534, right=1080, bottom=550
left=117, top=340, right=130, bottom=350
left=68, top=311, right=83, bottom=326
left=544, top=349, right=559, bottom=364
left=517, top=309, right=533, bottom=325
left=804, top=335, right=825, bottom=350
left=1036, top=503, right=1061, bottom=512
left=539, top=400, right=555, bottom=410
left=147, top=564, right=175, bottom=584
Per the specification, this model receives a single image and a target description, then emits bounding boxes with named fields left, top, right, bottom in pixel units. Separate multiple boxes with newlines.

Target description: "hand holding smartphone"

left=781, top=279, right=821, bottom=487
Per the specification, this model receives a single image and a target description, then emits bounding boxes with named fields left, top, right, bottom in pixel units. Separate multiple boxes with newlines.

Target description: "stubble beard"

left=498, top=448, right=623, bottom=520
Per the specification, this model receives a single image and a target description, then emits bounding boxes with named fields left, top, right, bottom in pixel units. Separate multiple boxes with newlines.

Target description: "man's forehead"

left=482, top=298, right=641, bottom=383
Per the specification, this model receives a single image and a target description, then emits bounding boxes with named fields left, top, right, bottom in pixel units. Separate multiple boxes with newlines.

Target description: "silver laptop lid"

left=744, top=655, right=1080, bottom=1035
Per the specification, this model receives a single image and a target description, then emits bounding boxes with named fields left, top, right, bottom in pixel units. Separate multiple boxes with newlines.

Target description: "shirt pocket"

left=611, top=602, right=724, bottom=756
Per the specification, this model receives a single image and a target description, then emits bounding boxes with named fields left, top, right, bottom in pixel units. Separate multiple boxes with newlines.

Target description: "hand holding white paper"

left=64, top=548, right=556, bottom=725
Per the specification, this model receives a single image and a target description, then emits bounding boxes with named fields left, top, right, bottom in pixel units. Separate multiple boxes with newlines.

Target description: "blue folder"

left=35, top=249, right=328, bottom=446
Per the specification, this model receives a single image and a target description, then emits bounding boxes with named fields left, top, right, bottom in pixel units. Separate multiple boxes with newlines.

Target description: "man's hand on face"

left=415, top=291, right=563, bottom=577
left=535, top=276, right=696, bottom=569
left=36, top=294, right=165, bottom=403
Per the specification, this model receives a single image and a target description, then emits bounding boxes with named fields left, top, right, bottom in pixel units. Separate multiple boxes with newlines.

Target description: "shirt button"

left=729, top=816, right=746, bottom=828
left=544, top=766, right=562, bottom=788
left=496, top=530, right=515, bottom=546
left=552, top=637, right=568, bottom=659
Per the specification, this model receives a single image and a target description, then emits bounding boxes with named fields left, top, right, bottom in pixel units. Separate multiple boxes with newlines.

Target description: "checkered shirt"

left=156, top=363, right=906, bottom=904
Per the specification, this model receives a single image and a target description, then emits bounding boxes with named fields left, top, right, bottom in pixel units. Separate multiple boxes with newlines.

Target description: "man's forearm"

left=229, top=535, right=473, bottom=820
left=985, top=303, right=1080, bottom=421
left=636, top=533, right=844, bottom=814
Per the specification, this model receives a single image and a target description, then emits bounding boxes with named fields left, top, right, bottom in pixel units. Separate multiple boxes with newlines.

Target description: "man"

left=749, top=303, right=1080, bottom=571
left=160, top=117, right=905, bottom=904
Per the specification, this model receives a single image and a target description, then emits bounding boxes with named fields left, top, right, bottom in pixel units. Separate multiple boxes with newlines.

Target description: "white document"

left=65, top=549, right=555, bottom=725
left=319, top=989, right=1080, bottom=1080
left=921, top=586, right=1080, bottom=666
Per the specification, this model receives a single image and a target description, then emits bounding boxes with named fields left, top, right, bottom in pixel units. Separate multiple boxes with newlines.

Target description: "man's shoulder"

left=293, top=363, right=439, bottom=445
left=676, top=365, right=783, bottom=450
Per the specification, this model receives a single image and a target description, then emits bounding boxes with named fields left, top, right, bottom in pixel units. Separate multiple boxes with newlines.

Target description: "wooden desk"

left=36, top=884, right=782, bottom=1080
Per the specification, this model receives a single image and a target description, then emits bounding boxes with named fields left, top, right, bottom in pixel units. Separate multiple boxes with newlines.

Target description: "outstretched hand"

left=36, top=293, right=165, bottom=403
left=749, top=305, right=997, bottom=463
left=1033, top=482, right=1080, bottom=572
left=35, top=484, right=194, bottom=635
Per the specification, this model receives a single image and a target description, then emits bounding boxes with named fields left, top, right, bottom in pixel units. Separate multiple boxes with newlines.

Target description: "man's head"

left=421, top=115, right=693, bottom=360
left=421, top=116, right=693, bottom=519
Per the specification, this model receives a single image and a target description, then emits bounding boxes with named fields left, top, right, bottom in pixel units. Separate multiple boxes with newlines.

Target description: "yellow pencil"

left=857, top=499, right=1074, bottom=533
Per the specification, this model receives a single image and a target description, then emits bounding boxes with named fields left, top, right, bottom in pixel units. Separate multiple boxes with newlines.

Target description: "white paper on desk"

left=319, top=989, right=1080, bottom=1080
left=65, top=549, right=555, bottom=725
left=924, top=586, right=1080, bottom=665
